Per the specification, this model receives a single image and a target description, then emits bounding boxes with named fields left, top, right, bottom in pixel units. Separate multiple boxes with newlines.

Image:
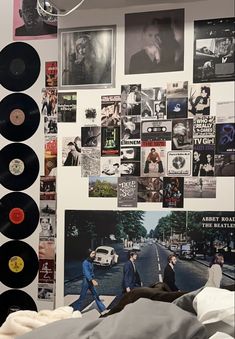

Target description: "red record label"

left=9, top=208, right=25, bottom=224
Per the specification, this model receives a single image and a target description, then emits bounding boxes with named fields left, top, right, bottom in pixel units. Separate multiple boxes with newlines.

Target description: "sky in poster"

left=143, top=211, right=170, bottom=233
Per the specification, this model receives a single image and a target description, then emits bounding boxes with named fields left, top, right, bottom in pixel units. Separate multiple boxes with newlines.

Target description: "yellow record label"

left=8, top=256, right=24, bottom=273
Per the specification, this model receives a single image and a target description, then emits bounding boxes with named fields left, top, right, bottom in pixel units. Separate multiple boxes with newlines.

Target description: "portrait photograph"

left=13, top=0, right=57, bottom=40
left=193, top=17, right=235, bottom=83
left=125, top=8, right=184, bottom=74
left=59, top=25, right=116, bottom=89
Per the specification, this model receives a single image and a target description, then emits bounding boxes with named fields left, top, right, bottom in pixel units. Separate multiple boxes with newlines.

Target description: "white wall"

left=0, top=0, right=234, bottom=310
left=55, top=0, right=235, bottom=307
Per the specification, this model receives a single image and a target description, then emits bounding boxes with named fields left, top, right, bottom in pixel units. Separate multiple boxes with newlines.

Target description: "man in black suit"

left=163, top=254, right=179, bottom=291
left=15, top=0, right=57, bottom=37
left=122, top=251, right=142, bottom=293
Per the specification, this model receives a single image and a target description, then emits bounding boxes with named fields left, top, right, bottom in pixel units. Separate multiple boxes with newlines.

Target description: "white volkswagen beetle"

left=94, top=246, right=119, bottom=267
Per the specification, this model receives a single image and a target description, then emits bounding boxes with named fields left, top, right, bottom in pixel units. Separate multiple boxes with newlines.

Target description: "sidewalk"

left=194, top=257, right=235, bottom=280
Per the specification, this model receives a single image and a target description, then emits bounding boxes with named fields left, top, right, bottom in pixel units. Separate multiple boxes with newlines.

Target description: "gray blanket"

left=18, top=299, right=207, bottom=339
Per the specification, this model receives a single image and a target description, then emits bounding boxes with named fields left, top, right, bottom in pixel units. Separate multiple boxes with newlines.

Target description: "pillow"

left=193, top=287, right=235, bottom=338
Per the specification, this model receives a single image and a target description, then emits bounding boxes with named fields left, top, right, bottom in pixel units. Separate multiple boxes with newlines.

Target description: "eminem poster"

left=125, top=9, right=184, bottom=74
left=193, top=17, right=235, bottom=83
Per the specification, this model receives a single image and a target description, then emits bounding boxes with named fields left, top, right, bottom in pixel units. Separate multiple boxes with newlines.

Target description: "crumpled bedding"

left=17, top=299, right=207, bottom=339
left=0, top=306, right=81, bottom=339
left=193, top=287, right=235, bottom=338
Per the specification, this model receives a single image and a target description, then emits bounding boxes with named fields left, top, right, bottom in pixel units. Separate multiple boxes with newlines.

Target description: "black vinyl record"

left=0, top=42, right=40, bottom=91
left=0, top=289, right=37, bottom=326
left=0, top=240, right=39, bottom=288
left=0, top=93, right=40, bottom=141
left=0, top=143, right=39, bottom=191
left=0, top=192, right=39, bottom=239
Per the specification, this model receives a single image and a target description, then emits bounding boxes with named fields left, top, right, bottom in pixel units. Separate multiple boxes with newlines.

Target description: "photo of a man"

left=13, top=0, right=57, bottom=40
left=125, top=9, right=184, bottom=74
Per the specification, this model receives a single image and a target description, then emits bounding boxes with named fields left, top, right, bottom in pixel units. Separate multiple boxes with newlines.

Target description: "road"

left=65, top=242, right=234, bottom=307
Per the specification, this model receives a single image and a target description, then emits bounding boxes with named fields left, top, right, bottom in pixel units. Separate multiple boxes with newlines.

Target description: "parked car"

left=132, top=243, right=141, bottom=251
left=170, top=244, right=178, bottom=253
left=94, top=246, right=118, bottom=267
left=179, top=243, right=194, bottom=260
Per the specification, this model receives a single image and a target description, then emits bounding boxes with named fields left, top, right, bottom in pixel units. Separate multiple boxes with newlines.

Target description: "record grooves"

left=0, top=192, right=39, bottom=239
left=0, top=143, right=39, bottom=191
left=0, top=289, right=37, bottom=326
left=0, top=42, right=41, bottom=91
left=0, top=93, right=40, bottom=142
left=0, top=240, right=39, bottom=288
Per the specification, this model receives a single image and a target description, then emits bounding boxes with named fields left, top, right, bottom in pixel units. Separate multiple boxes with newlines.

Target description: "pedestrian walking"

left=205, top=253, right=224, bottom=288
left=163, top=254, right=179, bottom=291
left=122, top=251, right=142, bottom=293
left=74, top=249, right=107, bottom=314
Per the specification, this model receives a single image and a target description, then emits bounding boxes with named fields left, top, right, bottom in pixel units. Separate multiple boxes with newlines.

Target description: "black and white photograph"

left=141, top=120, right=172, bottom=141
left=38, top=283, right=54, bottom=301
left=125, top=9, right=184, bottom=74
left=58, top=92, right=77, bottom=122
left=81, top=148, right=101, bottom=177
left=81, top=126, right=101, bottom=148
left=184, top=177, right=216, bottom=198
left=121, top=115, right=141, bottom=143
left=62, top=137, right=81, bottom=166
left=141, top=87, right=166, bottom=119
left=120, top=161, right=140, bottom=177
left=167, top=151, right=192, bottom=176
left=188, top=84, right=210, bottom=117
left=59, top=25, right=116, bottom=89
left=172, top=119, right=193, bottom=150
left=101, top=95, right=121, bottom=127
left=121, top=146, right=140, bottom=162
left=121, top=84, right=141, bottom=116
left=89, top=177, right=118, bottom=198
left=193, top=17, right=235, bottom=83
left=216, top=101, right=235, bottom=123
left=117, top=177, right=138, bottom=207
left=193, top=116, right=215, bottom=139
left=214, top=154, right=235, bottom=177
left=192, top=147, right=215, bottom=177
left=100, top=157, right=120, bottom=177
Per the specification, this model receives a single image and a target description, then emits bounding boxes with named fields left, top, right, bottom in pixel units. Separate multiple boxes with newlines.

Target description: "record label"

left=9, top=159, right=24, bottom=176
left=0, top=192, right=39, bottom=239
left=0, top=93, right=40, bottom=142
left=0, top=290, right=37, bottom=326
left=10, top=109, right=25, bottom=126
left=0, top=240, right=39, bottom=288
left=8, top=256, right=24, bottom=273
left=0, top=143, right=39, bottom=191
left=0, top=42, right=41, bottom=91
left=9, top=208, right=25, bottom=224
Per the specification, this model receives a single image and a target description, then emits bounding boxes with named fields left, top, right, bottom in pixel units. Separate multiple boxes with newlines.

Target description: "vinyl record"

left=0, top=93, right=40, bottom=141
left=0, top=289, right=37, bottom=326
left=0, top=42, right=40, bottom=91
left=0, top=192, right=39, bottom=239
left=0, top=240, right=39, bottom=288
left=0, top=143, right=39, bottom=191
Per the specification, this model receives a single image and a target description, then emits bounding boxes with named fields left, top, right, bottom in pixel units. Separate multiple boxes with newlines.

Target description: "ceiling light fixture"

left=37, top=0, right=86, bottom=17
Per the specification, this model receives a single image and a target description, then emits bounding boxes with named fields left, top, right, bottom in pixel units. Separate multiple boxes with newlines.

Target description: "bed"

left=0, top=286, right=234, bottom=339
